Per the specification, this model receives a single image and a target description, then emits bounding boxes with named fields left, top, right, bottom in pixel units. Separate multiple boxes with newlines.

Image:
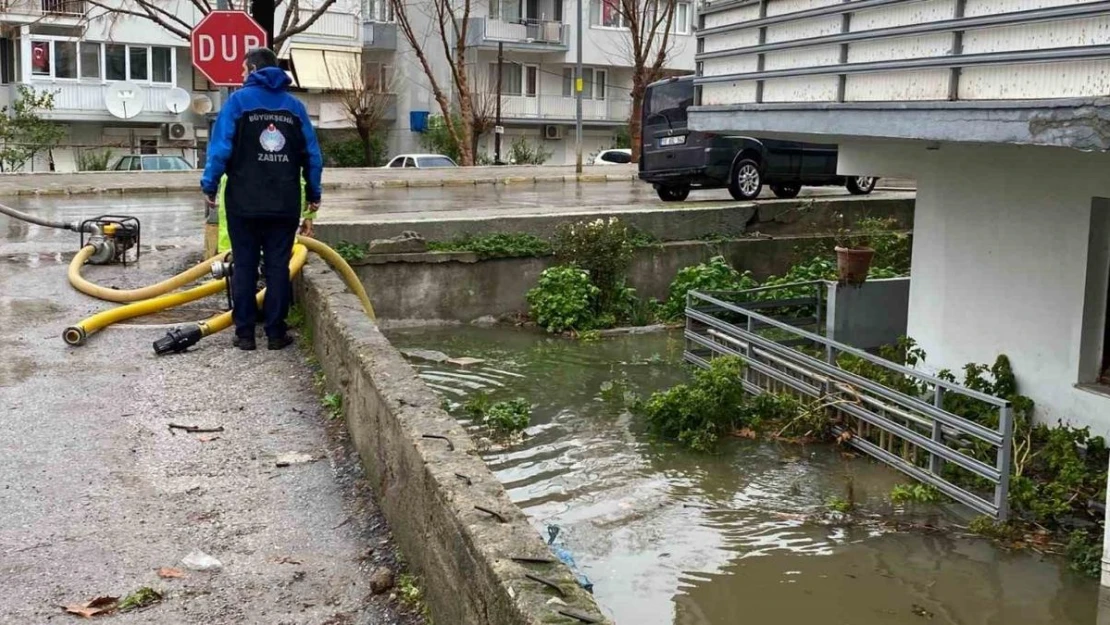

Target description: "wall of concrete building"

left=841, top=141, right=1110, bottom=434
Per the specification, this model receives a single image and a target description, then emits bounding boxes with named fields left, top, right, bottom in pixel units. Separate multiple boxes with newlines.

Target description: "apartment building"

left=370, top=0, right=696, bottom=163
left=0, top=0, right=361, bottom=172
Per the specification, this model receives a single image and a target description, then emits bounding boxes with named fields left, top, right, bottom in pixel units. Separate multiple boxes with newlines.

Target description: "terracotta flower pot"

left=835, top=246, right=875, bottom=285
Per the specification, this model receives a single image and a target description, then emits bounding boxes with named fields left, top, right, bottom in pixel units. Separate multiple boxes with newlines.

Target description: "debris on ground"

left=118, top=587, right=162, bottom=613
left=446, top=357, right=485, bottom=367
left=399, top=349, right=450, bottom=363
left=275, top=452, right=316, bottom=467
left=156, top=567, right=185, bottom=579
left=911, top=604, right=934, bottom=619
left=62, top=595, right=118, bottom=618
left=168, top=423, right=225, bottom=434
left=369, top=566, right=394, bottom=595
left=181, top=550, right=223, bottom=571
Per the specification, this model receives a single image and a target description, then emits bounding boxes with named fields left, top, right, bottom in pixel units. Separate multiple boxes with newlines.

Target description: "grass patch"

left=428, top=232, right=552, bottom=259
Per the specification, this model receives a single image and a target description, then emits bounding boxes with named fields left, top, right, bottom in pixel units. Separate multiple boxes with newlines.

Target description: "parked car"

left=382, top=154, right=458, bottom=169
left=638, top=76, right=877, bottom=202
left=592, top=148, right=632, bottom=165
left=110, top=155, right=194, bottom=171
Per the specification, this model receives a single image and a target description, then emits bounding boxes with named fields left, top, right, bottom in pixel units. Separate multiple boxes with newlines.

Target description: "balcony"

left=289, top=7, right=360, bottom=48
left=691, top=0, right=1110, bottom=151
left=490, top=94, right=630, bottom=123
left=466, top=17, right=568, bottom=51
left=0, top=0, right=86, bottom=21
left=363, top=21, right=398, bottom=50
left=24, top=81, right=179, bottom=122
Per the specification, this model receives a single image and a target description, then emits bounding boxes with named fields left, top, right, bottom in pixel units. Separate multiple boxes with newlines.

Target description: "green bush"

left=553, top=217, right=635, bottom=317
left=334, top=241, right=368, bottom=263
left=508, top=136, right=553, bottom=165
left=1066, top=530, right=1102, bottom=578
left=611, top=125, right=631, bottom=149
left=526, top=265, right=600, bottom=333
left=484, top=398, right=532, bottom=436
left=659, top=256, right=757, bottom=321
left=78, top=149, right=113, bottom=171
left=638, top=356, right=748, bottom=452
left=320, top=133, right=388, bottom=167
left=420, top=114, right=463, bottom=163
left=428, top=233, right=552, bottom=259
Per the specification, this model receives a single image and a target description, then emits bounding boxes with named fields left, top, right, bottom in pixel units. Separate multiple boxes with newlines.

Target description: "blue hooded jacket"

left=201, top=66, right=322, bottom=218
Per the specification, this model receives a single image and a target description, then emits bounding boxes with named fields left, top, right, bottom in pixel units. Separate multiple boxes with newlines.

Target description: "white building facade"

left=689, top=0, right=1110, bottom=585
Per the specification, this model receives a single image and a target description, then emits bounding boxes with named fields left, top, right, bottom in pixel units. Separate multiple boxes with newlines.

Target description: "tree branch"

left=85, top=0, right=191, bottom=40
left=273, top=0, right=338, bottom=47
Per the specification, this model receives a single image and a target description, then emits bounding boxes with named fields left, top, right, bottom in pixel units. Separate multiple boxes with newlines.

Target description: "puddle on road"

left=386, top=325, right=1099, bottom=625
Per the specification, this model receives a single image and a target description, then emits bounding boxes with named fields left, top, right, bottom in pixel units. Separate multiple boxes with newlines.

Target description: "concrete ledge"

left=316, top=195, right=915, bottom=246
left=298, top=263, right=610, bottom=625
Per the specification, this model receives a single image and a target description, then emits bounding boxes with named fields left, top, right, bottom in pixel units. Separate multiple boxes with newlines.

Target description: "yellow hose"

left=68, top=247, right=225, bottom=303
left=198, top=243, right=310, bottom=337
left=63, top=278, right=229, bottom=346
left=296, top=235, right=376, bottom=321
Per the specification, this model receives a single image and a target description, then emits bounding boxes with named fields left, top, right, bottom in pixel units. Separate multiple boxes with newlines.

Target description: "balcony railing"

left=294, top=7, right=359, bottom=41
left=695, top=0, right=1110, bottom=106
left=41, top=0, right=83, bottom=14
left=26, top=82, right=177, bottom=119
left=468, top=17, right=568, bottom=48
left=486, top=94, right=630, bottom=122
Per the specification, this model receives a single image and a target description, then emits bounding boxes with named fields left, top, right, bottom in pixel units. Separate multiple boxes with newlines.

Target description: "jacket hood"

left=245, top=66, right=291, bottom=91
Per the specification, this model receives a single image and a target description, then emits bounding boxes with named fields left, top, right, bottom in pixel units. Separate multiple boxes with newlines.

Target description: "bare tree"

left=334, top=56, right=396, bottom=166
left=388, top=0, right=478, bottom=165
left=84, top=0, right=339, bottom=49
left=608, top=0, right=679, bottom=162
left=468, top=70, right=498, bottom=163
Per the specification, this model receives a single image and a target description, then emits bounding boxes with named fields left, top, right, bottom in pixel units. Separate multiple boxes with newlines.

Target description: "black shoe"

left=267, top=335, right=295, bottom=351
left=233, top=335, right=256, bottom=351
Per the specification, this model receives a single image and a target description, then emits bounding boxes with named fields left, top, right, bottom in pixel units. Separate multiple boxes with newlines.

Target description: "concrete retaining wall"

left=297, top=263, right=611, bottom=625
left=355, top=235, right=841, bottom=322
left=316, top=195, right=915, bottom=244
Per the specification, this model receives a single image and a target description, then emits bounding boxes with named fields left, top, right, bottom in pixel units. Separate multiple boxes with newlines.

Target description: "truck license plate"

left=659, top=135, right=686, bottom=146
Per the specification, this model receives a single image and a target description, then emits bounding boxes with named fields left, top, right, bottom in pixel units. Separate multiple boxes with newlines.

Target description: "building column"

left=18, top=26, right=30, bottom=84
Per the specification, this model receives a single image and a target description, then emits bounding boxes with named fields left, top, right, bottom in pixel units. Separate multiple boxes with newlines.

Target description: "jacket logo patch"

left=260, top=124, right=286, bottom=152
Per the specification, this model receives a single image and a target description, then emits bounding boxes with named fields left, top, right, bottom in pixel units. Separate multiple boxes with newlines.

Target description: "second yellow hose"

left=68, top=248, right=226, bottom=303
left=296, top=235, right=376, bottom=321
left=198, top=243, right=310, bottom=336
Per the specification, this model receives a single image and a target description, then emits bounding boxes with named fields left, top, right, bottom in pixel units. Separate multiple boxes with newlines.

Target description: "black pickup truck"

left=638, top=76, right=877, bottom=202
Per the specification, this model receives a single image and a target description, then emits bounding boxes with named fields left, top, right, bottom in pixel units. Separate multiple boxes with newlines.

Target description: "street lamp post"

left=575, top=0, right=583, bottom=174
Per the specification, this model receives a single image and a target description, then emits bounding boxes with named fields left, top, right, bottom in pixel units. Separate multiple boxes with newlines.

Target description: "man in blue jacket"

left=201, top=47, right=323, bottom=351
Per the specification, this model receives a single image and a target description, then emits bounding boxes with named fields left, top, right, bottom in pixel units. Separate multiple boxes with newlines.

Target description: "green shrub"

left=428, top=233, right=552, bottom=259
left=420, top=114, right=463, bottom=163
left=79, top=148, right=113, bottom=171
left=334, top=241, right=368, bottom=263
left=553, top=217, right=635, bottom=317
left=526, top=265, right=600, bottom=333
left=890, top=483, right=943, bottom=505
left=321, top=133, right=388, bottom=167
left=638, top=356, right=748, bottom=452
left=484, top=398, right=532, bottom=436
left=659, top=256, right=757, bottom=321
left=508, top=136, right=553, bottom=165
left=1066, top=530, right=1102, bottom=578
left=858, top=216, right=912, bottom=274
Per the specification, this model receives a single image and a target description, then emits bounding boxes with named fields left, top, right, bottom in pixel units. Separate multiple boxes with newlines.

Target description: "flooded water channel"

left=385, top=325, right=1099, bottom=625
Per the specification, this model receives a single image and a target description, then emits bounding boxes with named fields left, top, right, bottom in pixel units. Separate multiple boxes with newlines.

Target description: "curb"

left=7, top=173, right=641, bottom=197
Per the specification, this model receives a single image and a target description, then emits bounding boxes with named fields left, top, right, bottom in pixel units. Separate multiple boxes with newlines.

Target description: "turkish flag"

left=31, top=41, right=48, bottom=72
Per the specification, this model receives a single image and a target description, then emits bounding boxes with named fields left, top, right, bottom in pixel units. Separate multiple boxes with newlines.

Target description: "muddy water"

left=386, top=326, right=1099, bottom=625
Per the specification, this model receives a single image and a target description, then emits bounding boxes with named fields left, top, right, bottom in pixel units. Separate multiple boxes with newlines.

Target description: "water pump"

left=79, top=215, right=141, bottom=265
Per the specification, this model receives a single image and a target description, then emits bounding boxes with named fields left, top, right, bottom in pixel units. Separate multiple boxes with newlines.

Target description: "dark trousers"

left=226, top=213, right=299, bottom=340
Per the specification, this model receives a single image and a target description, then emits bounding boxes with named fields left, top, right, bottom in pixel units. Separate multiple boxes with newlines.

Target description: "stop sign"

left=191, top=10, right=266, bottom=87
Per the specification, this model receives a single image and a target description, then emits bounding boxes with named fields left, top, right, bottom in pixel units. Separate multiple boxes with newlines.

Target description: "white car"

left=591, top=148, right=632, bottom=165
left=382, top=154, right=458, bottom=169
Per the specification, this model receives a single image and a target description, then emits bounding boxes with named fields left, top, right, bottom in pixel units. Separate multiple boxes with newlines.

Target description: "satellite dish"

left=104, top=82, right=144, bottom=119
left=165, top=87, right=191, bottom=114
left=190, top=95, right=213, bottom=115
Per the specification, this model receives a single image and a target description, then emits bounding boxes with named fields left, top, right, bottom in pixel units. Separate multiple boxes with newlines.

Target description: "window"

left=488, top=62, right=522, bottom=96
left=589, top=0, right=625, bottom=27
left=561, top=67, right=605, bottom=99
left=128, top=157, right=142, bottom=171
left=113, top=156, right=131, bottom=170
left=403, top=157, right=416, bottom=168
left=54, top=41, right=77, bottom=78
left=644, top=77, right=693, bottom=124
left=106, top=44, right=126, bottom=80
left=129, top=46, right=148, bottom=80
left=1081, top=199, right=1110, bottom=388
left=365, top=62, right=393, bottom=93
left=151, top=47, right=172, bottom=83
left=363, top=0, right=394, bottom=21
left=79, top=42, right=100, bottom=79
left=672, top=2, right=690, bottom=34
left=31, top=41, right=50, bottom=77
left=525, top=65, right=537, bottom=97
left=388, top=156, right=403, bottom=168
left=139, top=138, right=158, bottom=155
left=417, top=156, right=456, bottom=168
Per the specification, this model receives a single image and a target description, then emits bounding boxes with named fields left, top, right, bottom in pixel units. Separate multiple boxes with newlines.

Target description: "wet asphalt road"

left=0, top=181, right=906, bottom=254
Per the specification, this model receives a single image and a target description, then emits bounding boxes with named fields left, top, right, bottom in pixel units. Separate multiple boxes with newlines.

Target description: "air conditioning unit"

left=164, top=122, right=193, bottom=141
left=543, top=124, right=563, bottom=140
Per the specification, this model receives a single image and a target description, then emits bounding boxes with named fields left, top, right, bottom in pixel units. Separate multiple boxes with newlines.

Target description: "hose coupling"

left=210, top=261, right=233, bottom=279
left=62, top=326, right=87, bottom=346
left=153, top=325, right=203, bottom=356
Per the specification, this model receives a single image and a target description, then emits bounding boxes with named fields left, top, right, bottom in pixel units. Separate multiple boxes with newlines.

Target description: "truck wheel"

left=770, top=184, right=801, bottom=199
left=656, top=185, right=691, bottom=202
left=846, top=176, right=877, bottom=195
left=728, top=159, right=763, bottom=200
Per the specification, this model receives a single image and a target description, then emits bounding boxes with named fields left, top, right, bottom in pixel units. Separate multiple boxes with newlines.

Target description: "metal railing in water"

left=684, top=281, right=1014, bottom=521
